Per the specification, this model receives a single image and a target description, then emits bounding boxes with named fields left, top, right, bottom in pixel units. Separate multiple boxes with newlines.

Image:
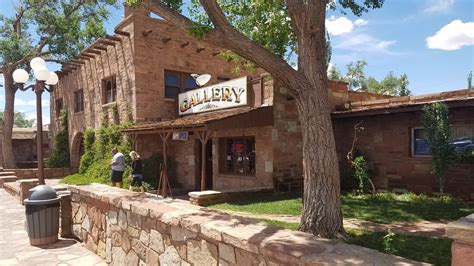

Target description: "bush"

left=353, top=155, right=371, bottom=194
left=63, top=123, right=132, bottom=185
left=142, top=153, right=164, bottom=188
left=47, top=111, right=70, bottom=168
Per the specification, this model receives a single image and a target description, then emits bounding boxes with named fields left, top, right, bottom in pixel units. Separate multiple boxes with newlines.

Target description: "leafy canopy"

left=0, top=0, right=118, bottom=67
left=0, top=110, right=34, bottom=127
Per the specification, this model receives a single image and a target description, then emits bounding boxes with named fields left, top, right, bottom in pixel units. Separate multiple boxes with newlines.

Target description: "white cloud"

left=14, top=99, right=50, bottom=107
left=326, top=17, right=354, bottom=36
left=335, top=33, right=397, bottom=54
left=424, top=0, right=455, bottom=13
left=26, top=113, right=50, bottom=126
left=354, top=19, right=368, bottom=26
left=426, top=20, right=474, bottom=50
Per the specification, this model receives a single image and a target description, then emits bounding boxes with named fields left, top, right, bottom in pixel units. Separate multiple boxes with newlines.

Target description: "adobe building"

left=52, top=6, right=473, bottom=198
left=333, top=90, right=474, bottom=199
left=0, top=125, right=51, bottom=168
left=51, top=6, right=386, bottom=192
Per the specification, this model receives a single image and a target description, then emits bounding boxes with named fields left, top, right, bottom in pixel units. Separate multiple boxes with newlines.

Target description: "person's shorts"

left=111, top=170, right=124, bottom=182
left=131, top=174, right=143, bottom=187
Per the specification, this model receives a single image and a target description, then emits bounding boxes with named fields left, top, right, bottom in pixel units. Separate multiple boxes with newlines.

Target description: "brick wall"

left=66, top=184, right=417, bottom=265
left=333, top=107, right=474, bottom=198
left=6, top=168, right=72, bottom=180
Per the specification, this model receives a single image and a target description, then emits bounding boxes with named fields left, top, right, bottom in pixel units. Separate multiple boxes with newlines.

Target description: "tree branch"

left=144, top=0, right=309, bottom=95
left=11, top=51, right=53, bottom=69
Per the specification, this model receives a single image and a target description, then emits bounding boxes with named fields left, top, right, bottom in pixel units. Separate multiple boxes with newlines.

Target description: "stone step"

left=3, top=181, right=20, bottom=199
left=0, top=172, right=16, bottom=177
left=0, top=176, right=18, bottom=188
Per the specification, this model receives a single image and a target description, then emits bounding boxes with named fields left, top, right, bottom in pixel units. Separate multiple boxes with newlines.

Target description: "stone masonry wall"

left=6, top=168, right=72, bottom=180
left=333, top=107, right=474, bottom=198
left=68, top=184, right=419, bottom=265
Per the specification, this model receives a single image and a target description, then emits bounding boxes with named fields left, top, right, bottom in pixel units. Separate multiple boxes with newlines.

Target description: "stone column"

left=446, top=214, right=474, bottom=265
left=58, top=191, right=73, bottom=238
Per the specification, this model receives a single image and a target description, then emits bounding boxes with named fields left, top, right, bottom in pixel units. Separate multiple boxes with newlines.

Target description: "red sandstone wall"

left=333, top=107, right=474, bottom=198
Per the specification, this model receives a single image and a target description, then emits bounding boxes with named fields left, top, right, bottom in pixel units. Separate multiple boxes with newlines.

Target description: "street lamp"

left=12, top=57, right=58, bottom=184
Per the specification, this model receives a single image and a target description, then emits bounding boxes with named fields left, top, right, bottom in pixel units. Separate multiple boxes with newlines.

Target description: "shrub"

left=353, top=155, right=371, bottom=194
left=47, top=110, right=70, bottom=168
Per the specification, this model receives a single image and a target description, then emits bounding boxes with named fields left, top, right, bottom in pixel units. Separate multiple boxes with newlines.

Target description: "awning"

left=122, top=106, right=273, bottom=134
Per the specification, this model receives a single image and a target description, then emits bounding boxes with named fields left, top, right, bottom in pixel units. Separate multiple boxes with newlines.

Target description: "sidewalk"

left=0, top=189, right=105, bottom=265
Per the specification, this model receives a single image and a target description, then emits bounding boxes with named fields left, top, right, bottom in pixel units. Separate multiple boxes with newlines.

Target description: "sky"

left=0, top=0, right=473, bottom=125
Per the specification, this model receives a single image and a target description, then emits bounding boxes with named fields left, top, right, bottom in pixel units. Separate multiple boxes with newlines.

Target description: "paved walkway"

left=219, top=210, right=446, bottom=238
left=0, top=189, right=105, bottom=265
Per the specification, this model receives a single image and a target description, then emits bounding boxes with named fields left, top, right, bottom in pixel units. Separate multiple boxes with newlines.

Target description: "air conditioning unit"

left=172, top=132, right=188, bottom=141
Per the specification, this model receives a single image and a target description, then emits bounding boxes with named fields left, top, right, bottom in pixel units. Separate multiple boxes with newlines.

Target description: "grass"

left=209, top=191, right=474, bottom=224
left=259, top=219, right=451, bottom=266
left=60, top=173, right=153, bottom=192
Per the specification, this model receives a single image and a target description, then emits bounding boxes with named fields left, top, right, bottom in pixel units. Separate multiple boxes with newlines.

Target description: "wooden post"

left=158, top=131, right=171, bottom=198
left=196, top=130, right=211, bottom=191
left=131, top=134, right=138, bottom=151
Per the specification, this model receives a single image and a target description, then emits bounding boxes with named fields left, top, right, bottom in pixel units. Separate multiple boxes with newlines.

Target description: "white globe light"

left=12, top=69, right=29, bottom=84
left=34, top=67, right=50, bottom=81
left=45, top=72, right=59, bottom=85
left=30, top=57, right=47, bottom=71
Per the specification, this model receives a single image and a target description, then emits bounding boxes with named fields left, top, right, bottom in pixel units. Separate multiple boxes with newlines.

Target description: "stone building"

left=0, top=126, right=51, bottom=168
left=52, top=6, right=473, bottom=198
left=333, top=90, right=474, bottom=199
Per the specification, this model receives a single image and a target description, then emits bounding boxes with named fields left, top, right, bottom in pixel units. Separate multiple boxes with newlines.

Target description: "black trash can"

left=24, top=185, right=60, bottom=246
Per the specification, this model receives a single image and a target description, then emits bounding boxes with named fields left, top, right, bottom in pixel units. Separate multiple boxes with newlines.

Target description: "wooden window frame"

left=55, top=98, right=63, bottom=118
left=74, top=90, right=84, bottom=113
left=164, top=70, right=198, bottom=100
left=102, top=76, right=117, bottom=104
left=218, top=136, right=256, bottom=177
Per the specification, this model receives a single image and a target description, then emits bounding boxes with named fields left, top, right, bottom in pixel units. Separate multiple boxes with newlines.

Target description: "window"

left=219, top=137, right=256, bottom=176
left=55, top=98, right=63, bottom=118
left=164, top=71, right=198, bottom=99
left=74, top=90, right=84, bottom=113
left=411, top=125, right=474, bottom=156
left=103, top=76, right=117, bottom=104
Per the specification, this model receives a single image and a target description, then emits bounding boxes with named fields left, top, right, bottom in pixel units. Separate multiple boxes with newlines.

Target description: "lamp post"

left=12, top=57, right=58, bottom=185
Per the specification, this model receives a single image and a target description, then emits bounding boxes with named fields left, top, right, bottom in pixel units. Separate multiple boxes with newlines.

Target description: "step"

left=0, top=175, right=18, bottom=188
left=0, top=172, right=16, bottom=177
left=3, top=181, right=20, bottom=199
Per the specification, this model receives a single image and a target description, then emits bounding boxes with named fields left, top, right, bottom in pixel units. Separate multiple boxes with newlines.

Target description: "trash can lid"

left=28, top=185, right=57, bottom=201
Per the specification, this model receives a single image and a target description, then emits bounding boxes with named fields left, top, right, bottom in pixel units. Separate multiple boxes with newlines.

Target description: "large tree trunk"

left=288, top=1, right=344, bottom=238
left=2, top=69, right=18, bottom=168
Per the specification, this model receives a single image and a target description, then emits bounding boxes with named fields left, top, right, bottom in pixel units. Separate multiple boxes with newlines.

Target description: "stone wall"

left=333, top=107, right=474, bottom=198
left=67, top=184, right=420, bottom=265
left=7, top=168, right=71, bottom=180
left=446, top=214, right=474, bottom=265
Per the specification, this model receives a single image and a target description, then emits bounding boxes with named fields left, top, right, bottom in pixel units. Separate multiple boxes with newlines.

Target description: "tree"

left=421, top=103, right=455, bottom=195
left=47, top=110, right=69, bottom=168
left=126, top=0, right=385, bottom=238
left=468, top=71, right=473, bottom=89
left=0, top=111, right=34, bottom=127
left=329, top=62, right=411, bottom=96
left=0, top=0, right=117, bottom=168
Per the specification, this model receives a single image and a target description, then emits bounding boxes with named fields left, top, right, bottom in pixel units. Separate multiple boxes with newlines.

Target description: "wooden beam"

left=114, top=29, right=130, bottom=37
left=162, top=37, right=171, bottom=43
left=196, top=130, right=212, bottom=191
left=158, top=131, right=172, bottom=198
left=197, top=47, right=206, bottom=53
left=212, top=51, right=220, bottom=56
left=80, top=54, right=95, bottom=59
left=86, top=49, right=102, bottom=55
left=70, top=59, right=85, bottom=65
left=180, top=41, right=190, bottom=48
left=105, top=35, right=122, bottom=42
left=142, top=30, right=153, bottom=37
left=93, top=45, right=108, bottom=51
left=98, top=38, right=116, bottom=46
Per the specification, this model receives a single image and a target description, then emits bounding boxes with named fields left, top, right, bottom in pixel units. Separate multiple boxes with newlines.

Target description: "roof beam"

left=105, top=34, right=122, bottom=42
left=98, top=38, right=116, bottom=46
left=115, top=29, right=130, bottom=37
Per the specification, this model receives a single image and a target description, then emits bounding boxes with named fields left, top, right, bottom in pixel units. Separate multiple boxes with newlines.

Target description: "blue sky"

left=1, top=0, right=473, bottom=124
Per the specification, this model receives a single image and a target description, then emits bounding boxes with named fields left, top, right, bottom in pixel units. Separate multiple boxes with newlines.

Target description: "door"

left=205, top=140, right=213, bottom=190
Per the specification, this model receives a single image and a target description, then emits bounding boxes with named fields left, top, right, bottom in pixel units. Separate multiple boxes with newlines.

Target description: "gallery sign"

left=178, top=76, right=248, bottom=115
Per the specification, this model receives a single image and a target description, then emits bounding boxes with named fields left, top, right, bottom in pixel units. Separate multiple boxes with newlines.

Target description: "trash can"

left=24, top=185, right=60, bottom=246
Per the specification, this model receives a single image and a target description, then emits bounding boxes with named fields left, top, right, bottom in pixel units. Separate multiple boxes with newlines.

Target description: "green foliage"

left=0, top=111, right=34, bottom=127
left=329, top=61, right=411, bottom=96
left=73, top=123, right=132, bottom=184
left=352, top=155, right=371, bottom=194
left=421, top=103, right=456, bottom=195
left=142, top=153, right=165, bottom=188
left=468, top=71, right=472, bottom=89
left=47, top=110, right=70, bottom=168
left=383, top=229, right=397, bottom=255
